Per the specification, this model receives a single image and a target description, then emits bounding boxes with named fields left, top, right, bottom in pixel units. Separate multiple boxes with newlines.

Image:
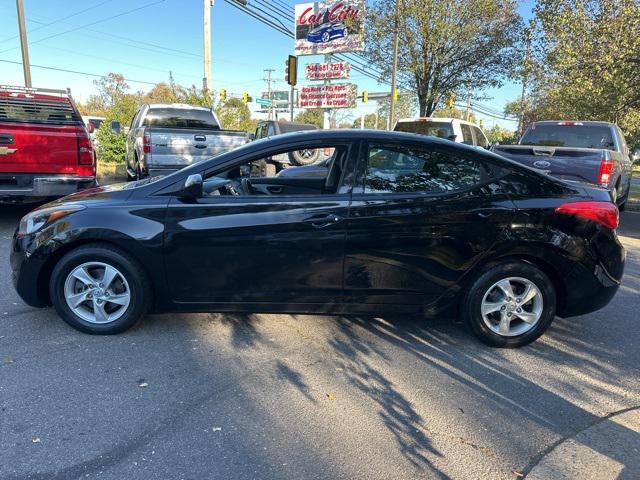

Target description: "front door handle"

left=194, top=144, right=207, bottom=149
left=303, top=213, right=344, bottom=228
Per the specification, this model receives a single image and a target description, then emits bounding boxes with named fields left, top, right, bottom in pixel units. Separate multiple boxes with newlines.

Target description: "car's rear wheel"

left=461, top=261, right=556, bottom=347
left=50, top=244, right=150, bottom=334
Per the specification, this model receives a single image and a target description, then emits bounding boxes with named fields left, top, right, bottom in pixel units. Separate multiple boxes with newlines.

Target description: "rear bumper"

left=559, top=240, right=625, bottom=317
left=0, top=174, right=96, bottom=202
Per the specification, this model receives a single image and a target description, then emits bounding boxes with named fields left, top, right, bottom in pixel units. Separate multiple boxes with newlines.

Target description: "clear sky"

left=0, top=0, right=533, bottom=129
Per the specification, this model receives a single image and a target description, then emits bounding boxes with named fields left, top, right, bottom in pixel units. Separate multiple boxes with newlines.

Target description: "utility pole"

left=16, top=0, right=31, bottom=87
left=465, top=85, right=471, bottom=121
left=203, top=0, right=212, bottom=97
left=388, top=0, right=400, bottom=131
left=519, top=24, right=532, bottom=136
left=263, top=69, right=275, bottom=120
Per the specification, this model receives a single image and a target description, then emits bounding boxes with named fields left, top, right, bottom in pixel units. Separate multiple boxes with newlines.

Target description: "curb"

left=523, top=406, right=640, bottom=479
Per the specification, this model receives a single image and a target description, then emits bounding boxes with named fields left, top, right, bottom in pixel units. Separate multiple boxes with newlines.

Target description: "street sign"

left=298, top=83, right=356, bottom=109
left=294, top=1, right=365, bottom=56
left=256, top=98, right=273, bottom=106
left=305, top=61, right=350, bottom=80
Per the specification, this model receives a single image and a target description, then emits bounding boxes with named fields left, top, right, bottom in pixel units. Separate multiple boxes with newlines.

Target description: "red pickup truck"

left=0, top=86, right=96, bottom=203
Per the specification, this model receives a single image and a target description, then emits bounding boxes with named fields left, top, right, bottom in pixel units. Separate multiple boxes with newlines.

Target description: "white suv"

left=394, top=117, right=489, bottom=149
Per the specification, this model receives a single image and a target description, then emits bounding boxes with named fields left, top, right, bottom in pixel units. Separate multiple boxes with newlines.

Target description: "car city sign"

left=305, top=61, right=351, bottom=80
left=298, top=83, right=357, bottom=108
left=294, top=1, right=365, bottom=56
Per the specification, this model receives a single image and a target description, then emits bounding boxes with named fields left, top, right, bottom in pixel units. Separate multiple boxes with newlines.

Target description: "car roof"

left=147, top=103, right=212, bottom=111
left=396, top=117, right=481, bottom=127
left=531, top=120, right=615, bottom=127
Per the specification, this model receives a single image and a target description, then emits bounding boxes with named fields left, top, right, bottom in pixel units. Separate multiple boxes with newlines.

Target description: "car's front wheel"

left=50, top=244, right=150, bottom=334
left=461, top=261, right=556, bottom=347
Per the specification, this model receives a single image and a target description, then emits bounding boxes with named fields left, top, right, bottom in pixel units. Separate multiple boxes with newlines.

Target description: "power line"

left=0, top=0, right=166, bottom=55
left=0, top=0, right=116, bottom=45
left=0, top=58, right=158, bottom=86
left=33, top=43, right=202, bottom=80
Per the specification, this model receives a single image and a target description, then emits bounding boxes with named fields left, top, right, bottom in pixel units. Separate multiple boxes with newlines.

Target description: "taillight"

left=76, top=132, right=94, bottom=166
left=143, top=132, right=151, bottom=154
left=555, top=201, right=619, bottom=229
left=598, top=159, right=613, bottom=186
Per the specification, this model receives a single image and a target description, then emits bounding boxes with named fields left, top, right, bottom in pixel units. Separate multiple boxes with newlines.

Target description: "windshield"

left=143, top=107, right=220, bottom=130
left=521, top=124, right=616, bottom=149
left=394, top=121, right=455, bottom=139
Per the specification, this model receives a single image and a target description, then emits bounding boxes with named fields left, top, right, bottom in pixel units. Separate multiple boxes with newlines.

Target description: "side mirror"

left=110, top=120, right=122, bottom=134
left=248, top=133, right=256, bottom=141
left=447, top=134, right=457, bottom=141
left=182, top=173, right=203, bottom=198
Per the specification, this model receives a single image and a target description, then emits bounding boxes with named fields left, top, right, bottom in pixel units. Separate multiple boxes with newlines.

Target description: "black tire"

left=49, top=244, right=150, bottom=334
left=461, top=261, right=556, bottom=348
left=290, top=148, right=320, bottom=166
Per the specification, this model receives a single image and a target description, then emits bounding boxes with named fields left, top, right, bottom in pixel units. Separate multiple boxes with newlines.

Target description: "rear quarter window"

left=0, top=95, right=82, bottom=125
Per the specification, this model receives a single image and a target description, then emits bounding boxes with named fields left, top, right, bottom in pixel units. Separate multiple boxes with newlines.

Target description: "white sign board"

left=305, top=61, right=351, bottom=80
left=294, top=1, right=365, bottom=56
left=298, top=83, right=357, bottom=108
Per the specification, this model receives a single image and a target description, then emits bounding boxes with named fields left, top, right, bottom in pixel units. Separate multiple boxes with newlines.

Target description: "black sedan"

left=11, top=130, right=625, bottom=347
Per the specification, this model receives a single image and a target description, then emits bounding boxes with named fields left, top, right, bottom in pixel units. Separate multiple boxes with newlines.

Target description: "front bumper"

left=0, top=174, right=96, bottom=202
left=11, top=230, right=49, bottom=307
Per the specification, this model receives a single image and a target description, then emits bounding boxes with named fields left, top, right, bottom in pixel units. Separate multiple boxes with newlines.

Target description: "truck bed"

left=493, top=145, right=605, bottom=185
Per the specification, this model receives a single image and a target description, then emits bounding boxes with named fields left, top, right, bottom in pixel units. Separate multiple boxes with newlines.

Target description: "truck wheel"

left=49, top=244, right=150, bottom=334
left=290, top=148, right=320, bottom=166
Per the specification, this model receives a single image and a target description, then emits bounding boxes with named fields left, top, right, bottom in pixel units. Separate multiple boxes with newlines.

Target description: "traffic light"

left=362, top=90, right=368, bottom=103
left=242, top=92, right=250, bottom=103
left=446, top=93, right=455, bottom=109
left=219, top=88, right=227, bottom=102
left=285, top=55, right=297, bottom=86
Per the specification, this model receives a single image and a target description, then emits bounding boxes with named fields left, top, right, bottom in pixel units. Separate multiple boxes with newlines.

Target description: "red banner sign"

left=298, top=83, right=356, bottom=109
left=305, top=62, right=351, bottom=80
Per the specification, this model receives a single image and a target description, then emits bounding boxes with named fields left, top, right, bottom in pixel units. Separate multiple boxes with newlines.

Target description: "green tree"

left=95, top=122, right=126, bottom=164
left=352, top=113, right=381, bottom=129
left=215, top=98, right=257, bottom=132
left=530, top=0, right=640, bottom=147
left=432, top=107, right=477, bottom=123
left=365, top=0, right=522, bottom=116
left=485, top=124, right=517, bottom=144
left=294, top=109, right=324, bottom=128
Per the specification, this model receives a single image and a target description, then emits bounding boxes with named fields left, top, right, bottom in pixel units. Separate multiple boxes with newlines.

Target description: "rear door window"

left=363, top=143, right=491, bottom=194
left=143, top=108, right=220, bottom=130
left=0, top=95, right=82, bottom=125
left=473, top=126, right=488, bottom=148
left=460, top=124, right=474, bottom=145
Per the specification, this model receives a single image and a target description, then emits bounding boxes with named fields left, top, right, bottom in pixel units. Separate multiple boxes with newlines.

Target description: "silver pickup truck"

left=125, top=103, right=249, bottom=179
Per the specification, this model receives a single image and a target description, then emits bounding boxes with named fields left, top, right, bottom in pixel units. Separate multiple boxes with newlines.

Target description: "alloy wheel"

left=480, top=276, right=543, bottom=337
left=63, top=261, right=131, bottom=324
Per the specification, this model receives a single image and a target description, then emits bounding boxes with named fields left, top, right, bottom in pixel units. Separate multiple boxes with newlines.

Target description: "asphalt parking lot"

left=1, top=206, right=639, bottom=480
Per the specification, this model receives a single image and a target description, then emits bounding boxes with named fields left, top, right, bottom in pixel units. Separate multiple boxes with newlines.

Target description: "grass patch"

left=633, top=163, right=640, bottom=175
left=629, top=184, right=640, bottom=204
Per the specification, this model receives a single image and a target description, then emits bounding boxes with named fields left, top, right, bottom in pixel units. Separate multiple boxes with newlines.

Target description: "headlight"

left=18, top=205, right=86, bottom=235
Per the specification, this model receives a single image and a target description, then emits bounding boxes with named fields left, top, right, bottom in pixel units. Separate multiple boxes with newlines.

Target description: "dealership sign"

left=305, top=61, right=350, bottom=80
left=298, top=83, right=356, bottom=108
left=294, top=1, right=365, bottom=56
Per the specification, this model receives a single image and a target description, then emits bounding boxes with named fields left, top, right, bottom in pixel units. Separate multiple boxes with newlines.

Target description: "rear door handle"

left=303, top=213, right=344, bottom=228
left=0, top=134, right=14, bottom=145
left=194, top=144, right=207, bottom=149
